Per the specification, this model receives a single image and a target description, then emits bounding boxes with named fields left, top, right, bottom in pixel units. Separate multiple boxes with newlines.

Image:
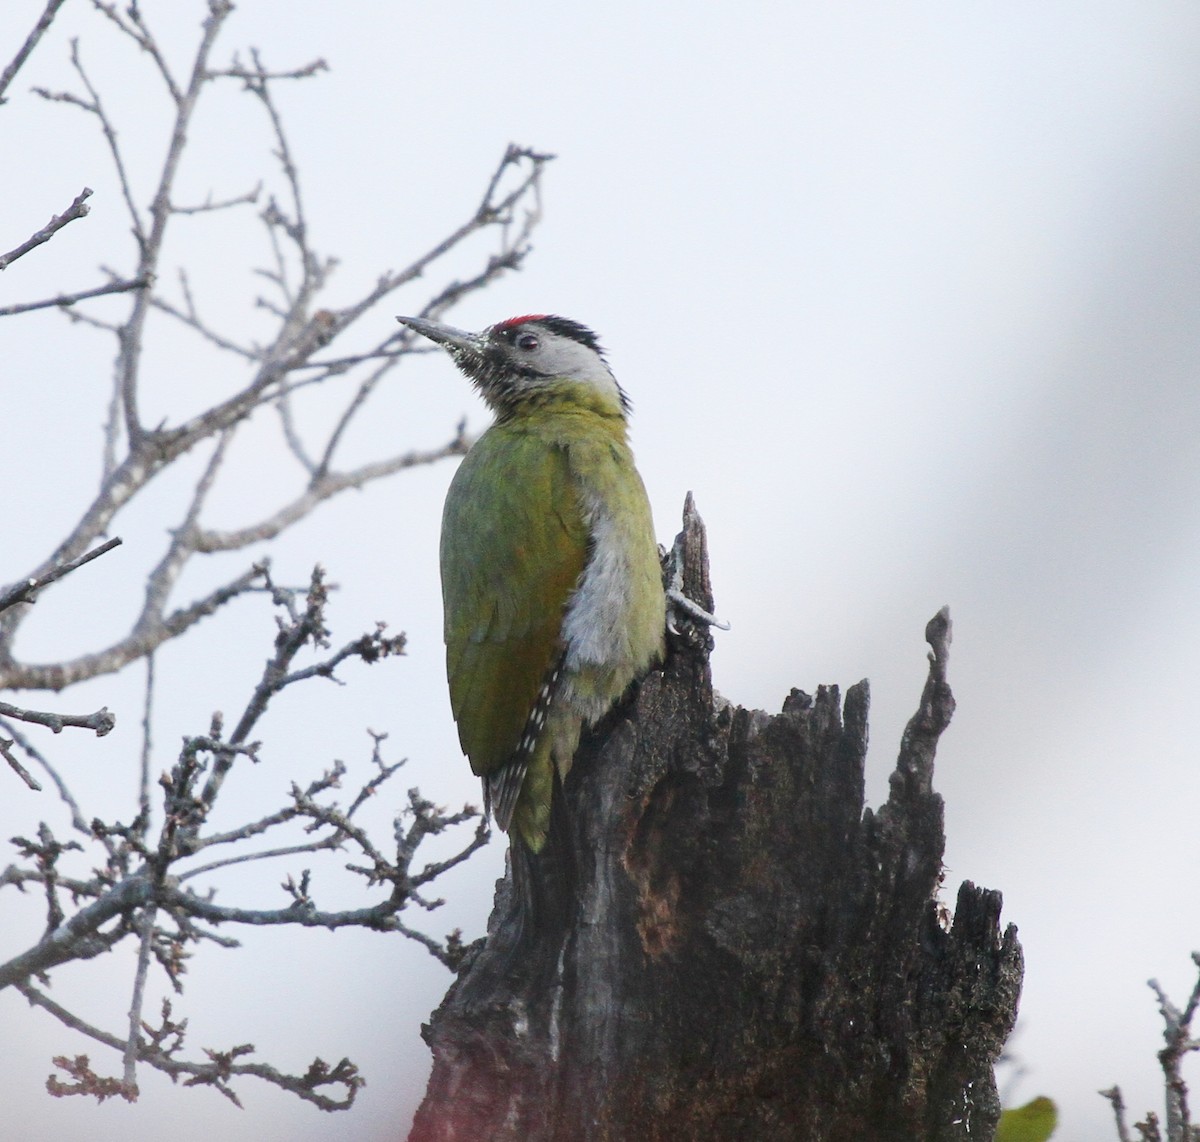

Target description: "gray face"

left=483, top=318, right=616, bottom=384
left=397, top=314, right=628, bottom=415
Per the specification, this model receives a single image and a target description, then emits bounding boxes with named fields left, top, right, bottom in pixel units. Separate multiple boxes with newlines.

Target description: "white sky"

left=4, top=3, right=1200, bottom=1139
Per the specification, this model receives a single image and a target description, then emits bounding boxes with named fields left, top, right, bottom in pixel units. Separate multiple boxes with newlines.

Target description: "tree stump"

left=409, top=497, right=1022, bottom=1142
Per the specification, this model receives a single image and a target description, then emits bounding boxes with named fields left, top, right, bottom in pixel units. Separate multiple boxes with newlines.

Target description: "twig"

left=3, top=578, right=483, bottom=1113
left=0, top=188, right=94, bottom=271
left=0, top=536, right=122, bottom=613
left=123, top=907, right=156, bottom=1095
left=179, top=835, right=345, bottom=878
left=1104, top=953, right=1200, bottom=1141
left=191, top=431, right=471, bottom=554
left=19, top=983, right=363, bottom=1111
left=0, top=702, right=114, bottom=736
left=1149, top=959, right=1200, bottom=1141
left=136, top=431, right=231, bottom=634
left=1, top=1, right=532, bottom=1113
left=0, top=276, right=149, bottom=317
left=111, top=0, right=235, bottom=442
left=91, top=0, right=182, bottom=105
left=138, top=654, right=155, bottom=824
left=0, top=562, right=270, bottom=691
left=206, top=59, right=328, bottom=82
left=0, top=721, right=91, bottom=836
left=245, top=49, right=310, bottom=252
left=0, top=0, right=69, bottom=105
left=170, top=183, right=262, bottom=215
left=149, top=273, right=259, bottom=359
left=0, top=736, right=41, bottom=791
left=35, top=38, right=146, bottom=246
left=1101, top=1086, right=1134, bottom=1142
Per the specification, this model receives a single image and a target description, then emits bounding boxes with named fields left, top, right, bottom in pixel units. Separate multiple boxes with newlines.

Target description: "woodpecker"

left=396, top=313, right=667, bottom=855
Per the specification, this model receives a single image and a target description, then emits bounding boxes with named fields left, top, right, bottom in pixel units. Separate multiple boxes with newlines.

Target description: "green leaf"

left=996, top=1096, right=1058, bottom=1142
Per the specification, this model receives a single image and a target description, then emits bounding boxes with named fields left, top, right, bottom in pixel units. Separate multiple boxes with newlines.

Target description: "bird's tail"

left=485, top=755, right=529, bottom=834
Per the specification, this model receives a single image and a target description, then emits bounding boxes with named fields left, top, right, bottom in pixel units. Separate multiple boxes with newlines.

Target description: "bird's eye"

left=516, top=332, right=539, bottom=352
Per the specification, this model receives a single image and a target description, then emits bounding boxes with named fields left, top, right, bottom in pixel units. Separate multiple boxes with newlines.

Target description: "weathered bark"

left=409, top=498, right=1022, bottom=1142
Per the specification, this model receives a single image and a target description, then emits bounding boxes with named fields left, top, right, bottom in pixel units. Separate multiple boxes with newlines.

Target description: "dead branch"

left=0, top=736, right=41, bottom=790
left=34, top=37, right=147, bottom=247
left=0, top=187, right=93, bottom=270
left=0, top=702, right=114, bottom=736
left=0, top=274, right=151, bottom=316
left=21, top=988, right=364, bottom=1111
left=0, top=0, right=68, bottom=105
left=1, top=568, right=483, bottom=1107
left=1104, top=952, right=1200, bottom=1141
left=0, top=536, right=122, bottom=614
left=1101, top=1086, right=1135, bottom=1142
left=0, top=721, right=92, bottom=834
left=0, top=103, right=548, bottom=689
left=2, top=0, right=545, bottom=1113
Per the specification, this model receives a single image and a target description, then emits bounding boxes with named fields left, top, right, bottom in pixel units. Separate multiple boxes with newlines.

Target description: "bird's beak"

left=396, top=315, right=483, bottom=353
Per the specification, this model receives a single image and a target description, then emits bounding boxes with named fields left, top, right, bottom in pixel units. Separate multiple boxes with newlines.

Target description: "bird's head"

left=396, top=313, right=628, bottom=419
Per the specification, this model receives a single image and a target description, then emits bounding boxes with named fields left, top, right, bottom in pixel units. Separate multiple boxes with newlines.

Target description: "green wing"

left=440, top=425, right=588, bottom=780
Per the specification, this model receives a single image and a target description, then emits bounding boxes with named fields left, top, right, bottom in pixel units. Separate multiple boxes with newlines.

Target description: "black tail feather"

left=485, top=756, right=529, bottom=834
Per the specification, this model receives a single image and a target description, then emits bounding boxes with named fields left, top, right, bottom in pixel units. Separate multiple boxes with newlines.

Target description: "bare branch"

left=21, top=986, right=363, bottom=1111
left=0, top=721, right=91, bottom=835
left=0, top=536, right=123, bottom=614
left=345, top=731, right=407, bottom=817
left=332, top=143, right=551, bottom=337
left=124, top=907, right=157, bottom=1093
left=193, top=430, right=471, bottom=554
left=113, top=2, right=236, bottom=441
left=0, top=275, right=150, bottom=317
left=245, top=49, right=310, bottom=251
left=195, top=566, right=403, bottom=809
left=2, top=566, right=486, bottom=1116
left=181, top=834, right=345, bottom=878
left=1, top=4, right=547, bottom=1112
left=0, top=136, right=546, bottom=692
left=90, top=0, right=182, bottom=104
left=0, top=188, right=93, bottom=271
left=0, top=870, right=145, bottom=988
left=1102, top=1086, right=1135, bottom=1142
left=170, top=183, right=262, bottom=215
left=149, top=271, right=260, bottom=359
left=207, top=58, right=328, bottom=82
left=138, top=655, right=155, bottom=824
left=162, top=885, right=404, bottom=932
left=0, top=562, right=268, bottom=692
left=1104, top=953, right=1200, bottom=1141
left=1148, top=961, right=1200, bottom=1141
left=34, top=39, right=146, bottom=245
left=0, top=0, right=69, bottom=105
left=0, top=736, right=41, bottom=790
left=135, top=432, right=231, bottom=639
left=0, top=702, right=114, bottom=736
left=183, top=760, right=346, bottom=863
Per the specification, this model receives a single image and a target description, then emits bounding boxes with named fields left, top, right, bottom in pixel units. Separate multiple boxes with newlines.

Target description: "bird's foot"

left=664, top=533, right=730, bottom=635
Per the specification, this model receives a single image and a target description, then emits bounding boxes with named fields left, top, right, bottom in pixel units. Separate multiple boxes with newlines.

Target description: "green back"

left=440, top=424, right=589, bottom=778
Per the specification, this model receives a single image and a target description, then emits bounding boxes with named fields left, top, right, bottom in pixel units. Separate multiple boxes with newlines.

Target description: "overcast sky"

left=4, top=3, right=1200, bottom=1139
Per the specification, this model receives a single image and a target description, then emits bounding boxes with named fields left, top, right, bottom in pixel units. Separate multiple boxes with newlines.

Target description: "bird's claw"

left=664, top=532, right=729, bottom=633
left=666, top=587, right=729, bottom=633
